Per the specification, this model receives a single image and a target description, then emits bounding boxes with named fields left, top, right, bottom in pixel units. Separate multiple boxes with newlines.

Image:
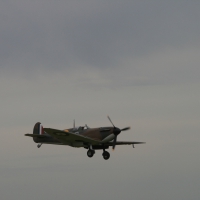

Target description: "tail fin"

left=25, top=122, right=46, bottom=143
left=33, top=122, right=44, bottom=135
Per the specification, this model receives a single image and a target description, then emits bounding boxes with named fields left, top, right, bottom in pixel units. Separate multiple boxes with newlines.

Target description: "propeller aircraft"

left=25, top=116, right=145, bottom=160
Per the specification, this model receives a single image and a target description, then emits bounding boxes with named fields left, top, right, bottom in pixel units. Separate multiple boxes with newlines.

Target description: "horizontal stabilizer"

left=25, top=133, right=48, bottom=138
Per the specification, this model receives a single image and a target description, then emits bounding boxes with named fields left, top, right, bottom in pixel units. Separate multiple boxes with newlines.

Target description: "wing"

left=105, top=141, right=146, bottom=146
left=44, top=128, right=101, bottom=146
left=25, top=133, right=49, bottom=138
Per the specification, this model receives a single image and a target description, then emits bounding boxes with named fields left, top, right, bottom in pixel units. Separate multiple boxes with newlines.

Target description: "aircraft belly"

left=70, top=142, right=85, bottom=147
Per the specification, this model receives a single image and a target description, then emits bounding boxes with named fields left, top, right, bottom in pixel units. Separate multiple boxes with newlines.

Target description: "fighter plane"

left=25, top=116, right=145, bottom=160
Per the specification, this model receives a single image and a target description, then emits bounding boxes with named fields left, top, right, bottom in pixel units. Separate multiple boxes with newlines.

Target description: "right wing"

left=105, top=141, right=145, bottom=146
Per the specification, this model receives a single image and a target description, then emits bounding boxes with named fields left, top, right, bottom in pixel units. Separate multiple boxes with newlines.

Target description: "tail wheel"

left=102, top=151, right=110, bottom=160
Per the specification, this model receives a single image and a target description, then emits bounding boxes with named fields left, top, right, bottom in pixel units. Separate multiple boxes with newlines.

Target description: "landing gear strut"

left=102, top=150, right=110, bottom=160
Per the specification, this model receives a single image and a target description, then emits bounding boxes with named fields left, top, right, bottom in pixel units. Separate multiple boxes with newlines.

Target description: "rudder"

left=33, top=122, right=44, bottom=135
left=33, top=122, right=44, bottom=143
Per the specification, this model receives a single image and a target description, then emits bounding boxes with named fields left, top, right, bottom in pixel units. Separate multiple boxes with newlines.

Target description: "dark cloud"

left=1, top=1, right=200, bottom=73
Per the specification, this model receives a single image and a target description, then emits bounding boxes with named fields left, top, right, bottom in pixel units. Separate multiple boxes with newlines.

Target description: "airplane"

left=25, top=116, right=145, bottom=160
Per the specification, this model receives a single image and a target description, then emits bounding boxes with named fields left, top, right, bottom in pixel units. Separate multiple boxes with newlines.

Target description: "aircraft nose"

left=113, top=127, right=121, bottom=136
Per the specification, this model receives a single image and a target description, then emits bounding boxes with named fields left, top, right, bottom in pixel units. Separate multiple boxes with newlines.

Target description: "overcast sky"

left=0, top=1, right=200, bottom=200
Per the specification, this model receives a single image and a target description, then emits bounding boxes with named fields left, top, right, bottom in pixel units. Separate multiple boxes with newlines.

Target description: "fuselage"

left=33, top=126, right=115, bottom=148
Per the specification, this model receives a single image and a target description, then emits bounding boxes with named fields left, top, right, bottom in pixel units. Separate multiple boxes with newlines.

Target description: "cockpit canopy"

left=74, top=126, right=88, bottom=131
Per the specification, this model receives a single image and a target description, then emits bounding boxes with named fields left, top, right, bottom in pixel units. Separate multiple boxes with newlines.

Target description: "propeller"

left=107, top=116, right=130, bottom=150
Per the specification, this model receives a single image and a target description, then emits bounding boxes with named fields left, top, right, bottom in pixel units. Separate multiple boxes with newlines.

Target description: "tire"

left=102, top=151, right=110, bottom=160
left=87, top=150, right=94, bottom=158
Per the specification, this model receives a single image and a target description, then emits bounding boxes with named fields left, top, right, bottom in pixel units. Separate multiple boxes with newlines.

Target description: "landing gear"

left=37, top=143, right=42, bottom=148
left=87, top=149, right=95, bottom=158
left=102, top=151, right=110, bottom=160
left=87, top=145, right=95, bottom=158
left=86, top=146, right=110, bottom=160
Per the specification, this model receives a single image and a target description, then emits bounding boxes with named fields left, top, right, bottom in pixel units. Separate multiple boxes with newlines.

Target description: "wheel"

left=87, top=150, right=94, bottom=158
left=102, top=151, right=110, bottom=160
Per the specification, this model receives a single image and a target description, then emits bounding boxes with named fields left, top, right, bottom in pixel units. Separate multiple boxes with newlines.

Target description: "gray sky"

left=0, top=1, right=200, bottom=200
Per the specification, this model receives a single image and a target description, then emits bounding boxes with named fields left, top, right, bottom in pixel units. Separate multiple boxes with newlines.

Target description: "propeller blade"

left=112, top=136, right=117, bottom=150
left=121, top=127, right=131, bottom=131
left=107, top=115, right=115, bottom=127
left=107, top=115, right=131, bottom=150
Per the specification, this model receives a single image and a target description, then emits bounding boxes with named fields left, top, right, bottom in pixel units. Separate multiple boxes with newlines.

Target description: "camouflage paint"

left=26, top=122, right=145, bottom=150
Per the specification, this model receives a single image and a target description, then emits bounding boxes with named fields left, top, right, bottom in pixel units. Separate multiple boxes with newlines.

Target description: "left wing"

left=44, top=128, right=101, bottom=145
left=25, top=134, right=49, bottom=138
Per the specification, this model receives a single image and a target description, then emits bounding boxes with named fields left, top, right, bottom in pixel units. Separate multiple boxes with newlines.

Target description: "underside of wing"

left=105, top=141, right=146, bottom=146
left=44, top=128, right=101, bottom=146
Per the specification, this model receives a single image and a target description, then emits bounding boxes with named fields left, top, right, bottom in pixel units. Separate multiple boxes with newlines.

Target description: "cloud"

left=1, top=1, right=200, bottom=73
left=0, top=2, right=200, bottom=200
